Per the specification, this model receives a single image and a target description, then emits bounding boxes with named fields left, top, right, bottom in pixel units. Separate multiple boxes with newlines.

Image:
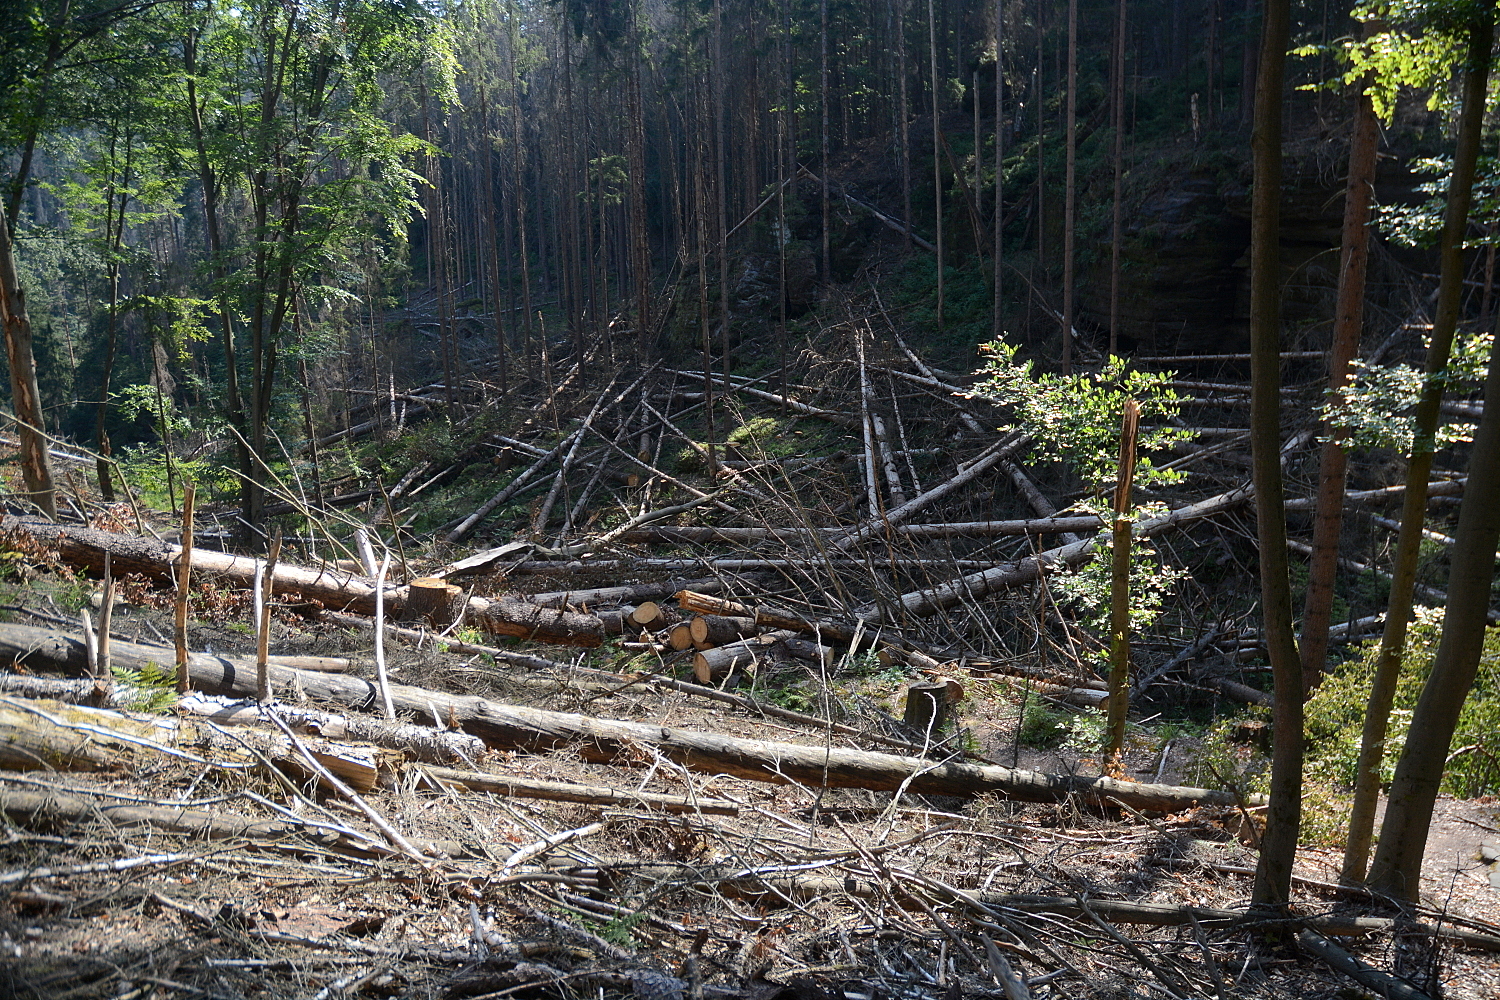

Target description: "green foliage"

left=1320, top=7, right=1468, bottom=120
left=1051, top=533, right=1187, bottom=643
left=1379, top=157, right=1500, bottom=249
left=1017, top=702, right=1108, bottom=750
left=727, top=417, right=799, bottom=459
left=1324, top=331, right=1491, bottom=453
left=111, top=661, right=179, bottom=713
left=1303, top=607, right=1500, bottom=798
left=968, top=342, right=1191, bottom=494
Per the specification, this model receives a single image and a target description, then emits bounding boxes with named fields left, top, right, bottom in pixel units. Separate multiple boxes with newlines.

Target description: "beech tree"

left=1247, top=0, right=1301, bottom=909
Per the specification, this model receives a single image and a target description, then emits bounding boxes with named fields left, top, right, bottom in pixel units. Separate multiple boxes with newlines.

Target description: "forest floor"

left=4, top=308, right=1500, bottom=998
left=0, top=549, right=1497, bottom=1000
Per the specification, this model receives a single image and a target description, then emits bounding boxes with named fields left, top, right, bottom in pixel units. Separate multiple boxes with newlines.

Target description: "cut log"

left=665, top=623, right=695, bottom=652
left=692, top=636, right=779, bottom=684
left=0, top=622, right=1249, bottom=812
left=0, top=696, right=399, bottom=792
left=780, top=637, right=835, bottom=667
left=0, top=677, right=489, bottom=765
left=403, top=577, right=465, bottom=627
left=628, top=602, right=669, bottom=631
left=689, top=615, right=758, bottom=647
left=676, top=591, right=875, bottom=651
left=597, top=607, right=638, bottom=636
left=3, top=515, right=603, bottom=648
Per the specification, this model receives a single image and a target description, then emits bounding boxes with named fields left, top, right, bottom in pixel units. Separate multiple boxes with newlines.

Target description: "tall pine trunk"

left=1304, top=80, right=1378, bottom=704
left=1061, top=0, right=1077, bottom=373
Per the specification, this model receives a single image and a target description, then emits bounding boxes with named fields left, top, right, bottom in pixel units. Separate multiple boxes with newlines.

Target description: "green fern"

left=111, top=661, right=179, bottom=712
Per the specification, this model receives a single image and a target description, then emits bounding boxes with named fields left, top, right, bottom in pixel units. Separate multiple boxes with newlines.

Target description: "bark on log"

left=1297, top=930, right=1436, bottom=999
left=0, top=622, right=1244, bottom=812
left=0, top=786, right=363, bottom=847
left=2, top=515, right=603, bottom=648
left=0, top=676, right=489, bottom=765
left=689, top=615, right=758, bottom=647
left=676, top=591, right=876, bottom=651
left=692, top=634, right=789, bottom=684
left=615, top=518, right=1103, bottom=544
left=0, top=697, right=399, bottom=792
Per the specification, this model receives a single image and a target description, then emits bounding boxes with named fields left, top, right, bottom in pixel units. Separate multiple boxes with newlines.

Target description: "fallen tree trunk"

left=2, top=515, right=603, bottom=648
left=0, top=696, right=400, bottom=792
left=615, top=517, right=1106, bottom=545
left=0, top=623, right=1243, bottom=811
left=828, top=433, right=1031, bottom=551
left=867, top=483, right=1257, bottom=620
left=526, top=577, right=748, bottom=610
left=418, top=766, right=740, bottom=815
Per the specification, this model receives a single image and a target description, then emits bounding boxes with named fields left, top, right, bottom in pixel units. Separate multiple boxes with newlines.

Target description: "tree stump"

left=404, top=578, right=465, bottom=627
left=903, top=682, right=950, bottom=738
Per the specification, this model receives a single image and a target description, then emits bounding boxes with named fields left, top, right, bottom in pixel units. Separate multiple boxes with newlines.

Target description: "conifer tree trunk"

left=821, top=0, right=832, bottom=287
left=1061, top=0, right=1077, bottom=373
left=928, top=0, right=943, bottom=326
left=898, top=0, right=912, bottom=248
left=1247, top=0, right=1300, bottom=910
left=0, top=211, right=55, bottom=520
left=992, top=0, right=1004, bottom=340
left=479, top=87, right=509, bottom=397
left=1109, top=0, right=1126, bottom=356
left=1304, top=78, right=1379, bottom=704
left=1346, top=5, right=1495, bottom=886
left=715, top=0, right=731, bottom=378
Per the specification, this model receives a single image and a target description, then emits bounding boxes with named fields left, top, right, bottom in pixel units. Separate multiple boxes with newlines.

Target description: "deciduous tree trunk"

left=1345, top=5, right=1495, bottom=886
left=1247, top=0, right=1300, bottom=909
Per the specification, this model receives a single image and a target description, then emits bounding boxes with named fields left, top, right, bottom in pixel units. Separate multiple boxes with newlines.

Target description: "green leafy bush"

left=1303, top=608, right=1500, bottom=799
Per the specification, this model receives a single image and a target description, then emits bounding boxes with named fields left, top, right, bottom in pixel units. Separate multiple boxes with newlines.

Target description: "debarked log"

left=417, top=766, right=740, bottom=815
left=0, top=623, right=1246, bottom=812
left=1, top=515, right=603, bottom=648
left=0, top=786, right=393, bottom=857
left=0, top=696, right=401, bottom=792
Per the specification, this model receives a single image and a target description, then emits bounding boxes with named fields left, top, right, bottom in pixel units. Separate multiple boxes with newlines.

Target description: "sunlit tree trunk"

left=1348, top=5, right=1495, bottom=887
left=1368, top=331, right=1500, bottom=903
left=1304, top=78, right=1379, bottom=706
